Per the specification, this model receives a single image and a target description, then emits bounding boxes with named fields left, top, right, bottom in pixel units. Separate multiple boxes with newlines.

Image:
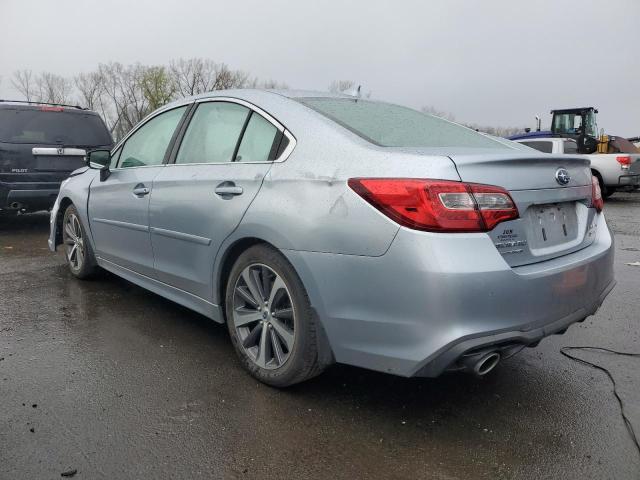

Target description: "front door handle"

left=214, top=182, right=243, bottom=197
left=133, top=185, right=150, bottom=197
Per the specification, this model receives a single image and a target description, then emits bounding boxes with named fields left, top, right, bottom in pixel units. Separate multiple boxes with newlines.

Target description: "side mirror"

left=86, top=149, right=111, bottom=181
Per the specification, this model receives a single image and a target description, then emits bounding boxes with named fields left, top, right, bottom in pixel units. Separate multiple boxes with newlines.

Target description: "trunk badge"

left=555, top=168, right=570, bottom=186
left=57, top=147, right=64, bottom=155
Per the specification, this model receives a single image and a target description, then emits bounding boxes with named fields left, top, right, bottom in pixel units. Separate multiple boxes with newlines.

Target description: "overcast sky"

left=2, top=0, right=639, bottom=136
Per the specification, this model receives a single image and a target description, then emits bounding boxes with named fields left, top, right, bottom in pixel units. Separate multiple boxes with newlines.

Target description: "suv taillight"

left=591, top=176, right=604, bottom=213
left=348, top=178, right=519, bottom=232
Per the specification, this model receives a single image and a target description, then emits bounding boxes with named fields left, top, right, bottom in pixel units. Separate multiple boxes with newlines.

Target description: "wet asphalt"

left=1, top=194, right=639, bottom=480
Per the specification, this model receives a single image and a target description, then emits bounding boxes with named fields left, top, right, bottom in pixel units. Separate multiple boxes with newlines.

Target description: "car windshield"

left=0, top=108, right=112, bottom=145
left=297, top=97, right=509, bottom=149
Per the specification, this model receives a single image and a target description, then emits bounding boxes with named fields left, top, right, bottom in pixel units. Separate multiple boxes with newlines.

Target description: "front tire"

left=62, top=204, right=98, bottom=279
left=225, top=245, right=325, bottom=387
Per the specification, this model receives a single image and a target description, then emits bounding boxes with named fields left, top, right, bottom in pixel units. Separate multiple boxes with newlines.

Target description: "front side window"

left=235, top=113, right=279, bottom=162
left=110, top=146, right=122, bottom=166
left=176, top=102, right=250, bottom=164
left=553, top=113, right=584, bottom=135
left=297, top=98, right=509, bottom=149
left=118, top=106, right=187, bottom=168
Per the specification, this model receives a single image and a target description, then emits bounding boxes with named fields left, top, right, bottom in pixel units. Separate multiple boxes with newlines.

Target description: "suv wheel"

left=225, top=245, right=325, bottom=387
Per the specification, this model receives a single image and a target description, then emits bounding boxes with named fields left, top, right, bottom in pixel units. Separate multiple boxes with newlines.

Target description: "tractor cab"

left=550, top=107, right=599, bottom=154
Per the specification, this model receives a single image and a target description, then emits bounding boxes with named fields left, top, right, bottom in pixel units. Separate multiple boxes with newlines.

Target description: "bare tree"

left=170, top=58, right=255, bottom=96
left=328, top=79, right=355, bottom=94
left=11, top=58, right=287, bottom=141
left=74, top=71, right=104, bottom=110
left=211, top=63, right=249, bottom=90
left=35, top=72, right=73, bottom=104
left=98, top=62, right=150, bottom=139
left=11, top=69, right=36, bottom=101
left=170, top=58, right=212, bottom=96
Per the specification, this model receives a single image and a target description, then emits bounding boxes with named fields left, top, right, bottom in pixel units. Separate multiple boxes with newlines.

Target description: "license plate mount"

left=526, top=202, right=578, bottom=250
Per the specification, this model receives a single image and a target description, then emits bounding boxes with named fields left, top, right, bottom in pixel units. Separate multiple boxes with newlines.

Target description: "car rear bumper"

left=0, top=181, right=61, bottom=211
left=283, top=212, right=615, bottom=377
left=617, top=174, right=640, bottom=188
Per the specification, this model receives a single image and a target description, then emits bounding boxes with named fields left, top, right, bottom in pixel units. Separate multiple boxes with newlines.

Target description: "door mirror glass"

left=87, top=149, right=111, bottom=169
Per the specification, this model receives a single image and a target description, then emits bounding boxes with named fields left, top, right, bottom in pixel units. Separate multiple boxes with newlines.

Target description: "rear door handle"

left=214, top=183, right=243, bottom=197
left=133, top=185, right=150, bottom=197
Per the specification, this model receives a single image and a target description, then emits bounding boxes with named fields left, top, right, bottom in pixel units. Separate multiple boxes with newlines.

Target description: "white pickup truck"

left=515, top=137, right=640, bottom=198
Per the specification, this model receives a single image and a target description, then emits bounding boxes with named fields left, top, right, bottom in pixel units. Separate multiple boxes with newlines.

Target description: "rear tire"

left=62, top=204, right=98, bottom=279
left=225, top=244, right=326, bottom=387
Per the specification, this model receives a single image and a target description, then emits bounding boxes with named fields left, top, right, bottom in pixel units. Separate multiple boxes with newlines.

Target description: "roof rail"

left=0, top=99, right=86, bottom=110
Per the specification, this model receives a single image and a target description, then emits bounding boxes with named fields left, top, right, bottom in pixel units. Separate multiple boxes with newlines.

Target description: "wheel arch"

left=216, top=237, right=274, bottom=316
left=54, top=197, right=74, bottom=247
left=215, top=235, right=335, bottom=369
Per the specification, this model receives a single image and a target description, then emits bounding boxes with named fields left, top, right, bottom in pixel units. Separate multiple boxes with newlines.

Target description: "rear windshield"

left=0, top=108, right=112, bottom=146
left=297, top=98, right=509, bottom=149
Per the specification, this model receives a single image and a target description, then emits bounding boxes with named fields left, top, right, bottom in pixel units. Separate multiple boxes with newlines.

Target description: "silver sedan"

left=49, top=90, right=615, bottom=386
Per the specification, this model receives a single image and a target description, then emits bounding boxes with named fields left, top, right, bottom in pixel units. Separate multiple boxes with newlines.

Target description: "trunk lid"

left=448, top=152, right=596, bottom=267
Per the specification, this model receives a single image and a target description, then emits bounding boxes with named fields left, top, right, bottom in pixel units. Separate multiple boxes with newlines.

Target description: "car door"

left=149, top=99, right=286, bottom=299
left=89, top=105, right=189, bottom=276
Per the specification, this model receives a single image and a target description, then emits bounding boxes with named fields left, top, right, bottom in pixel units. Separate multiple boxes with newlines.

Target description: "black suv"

left=0, top=101, right=113, bottom=213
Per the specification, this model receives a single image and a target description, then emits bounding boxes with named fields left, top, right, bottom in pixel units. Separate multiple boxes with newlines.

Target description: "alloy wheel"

left=63, top=213, right=85, bottom=271
left=232, top=264, right=296, bottom=370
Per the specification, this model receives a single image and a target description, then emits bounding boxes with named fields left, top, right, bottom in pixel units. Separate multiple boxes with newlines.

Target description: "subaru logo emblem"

left=555, top=168, right=570, bottom=186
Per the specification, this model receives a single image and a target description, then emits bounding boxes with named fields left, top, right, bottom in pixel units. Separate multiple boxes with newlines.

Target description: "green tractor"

left=550, top=107, right=638, bottom=155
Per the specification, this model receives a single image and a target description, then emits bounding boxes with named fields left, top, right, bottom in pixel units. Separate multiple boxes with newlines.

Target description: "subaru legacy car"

left=49, top=90, right=614, bottom=387
left=0, top=100, right=112, bottom=214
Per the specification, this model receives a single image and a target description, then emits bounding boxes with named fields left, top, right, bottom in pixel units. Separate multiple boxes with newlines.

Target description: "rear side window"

left=563, top=140, right=579, bottom=154
left=520, top=141, right=553, bottom=153
left=0, top=108, right=112, bottom=146
left=235, top=113, right=279, bottom=162
left=297, top=98, right=508, bottom=149
left=118, top=106, right=187, bottom=168
left=176, top=102, right=250, bottom=164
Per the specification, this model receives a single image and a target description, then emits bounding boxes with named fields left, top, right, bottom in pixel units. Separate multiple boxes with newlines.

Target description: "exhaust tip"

left=461, top=351, right=501, bottom=376
left=475, top=352, right=501, bottom=376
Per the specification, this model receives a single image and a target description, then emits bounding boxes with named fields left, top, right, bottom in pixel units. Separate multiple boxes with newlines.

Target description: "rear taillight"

left=40, top=106, right=64, bottom=112
left=348, top=178, right=519, bottom=232
left=591, top=176, right=604, bottom=213
left=616, top=155, right=631, bottom=170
